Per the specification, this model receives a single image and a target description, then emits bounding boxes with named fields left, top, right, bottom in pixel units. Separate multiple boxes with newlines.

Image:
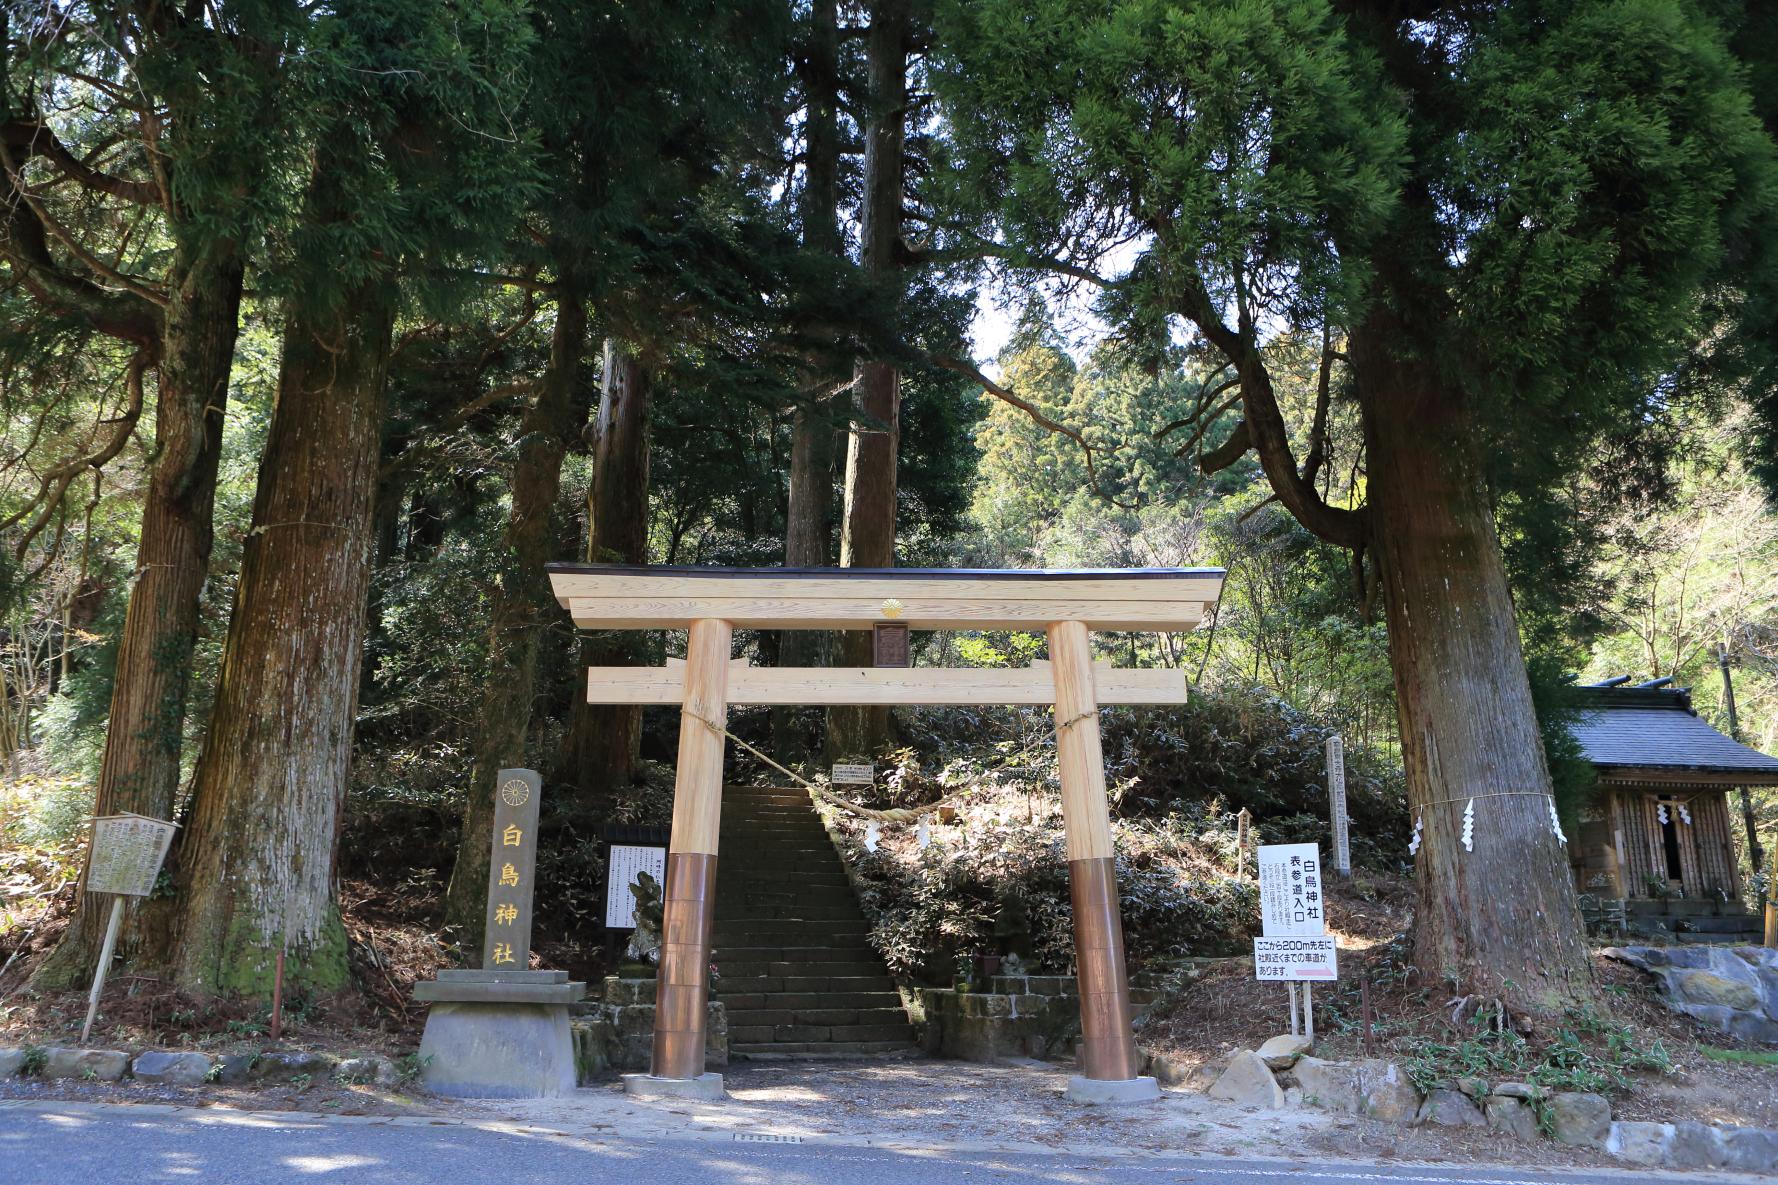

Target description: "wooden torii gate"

left=548, top=564, right=1226, bottom=1103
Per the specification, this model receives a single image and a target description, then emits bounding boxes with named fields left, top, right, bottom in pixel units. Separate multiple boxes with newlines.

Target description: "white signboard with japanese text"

left=1254, top=936, right=1338, bottom=981
left=831, top=763, right=876, bottom=785
left=1326, top=735, right=1351, bottom=875
left=86, top=813, right=177, bottom=897
left=1257, top=842, right=1326, bottom=937
left=604, top=843, right=667, bottom=930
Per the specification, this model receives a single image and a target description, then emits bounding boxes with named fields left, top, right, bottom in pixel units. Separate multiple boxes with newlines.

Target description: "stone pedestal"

left=414, top=970, right=586, bottom=1099
left=621, top=1071, right=725, bottom=1101
left=1066, top=1074, right=1161, bottom=1105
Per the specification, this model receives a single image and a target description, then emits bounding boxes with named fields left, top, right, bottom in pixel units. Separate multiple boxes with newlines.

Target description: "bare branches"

left=2, top=118, right=158, bottom=205
left=4, top=347, right=150, bottom=556
left=931, top=354, right=1138, bottom=510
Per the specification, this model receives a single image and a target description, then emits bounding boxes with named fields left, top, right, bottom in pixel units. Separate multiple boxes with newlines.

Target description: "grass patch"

left=1700, top=1046, right=1778, bottom=1067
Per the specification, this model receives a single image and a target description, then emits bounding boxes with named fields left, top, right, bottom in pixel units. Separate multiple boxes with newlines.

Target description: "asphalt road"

left=0, top=1101, right=1722, bottom=1185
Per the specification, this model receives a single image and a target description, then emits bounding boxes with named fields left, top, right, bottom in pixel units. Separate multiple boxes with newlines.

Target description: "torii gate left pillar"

left=548, top=564, right=1226, bottom=1105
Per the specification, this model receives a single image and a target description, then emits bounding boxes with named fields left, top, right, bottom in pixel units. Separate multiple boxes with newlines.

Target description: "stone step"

left=729, top=887, right=857, bottom=904
left=728, top=1040, right=913, bottom=1059
left=715, top=974, right=898, bottom=996
left=714, top=924, right=871, bottom=944
left=718, top=945, right=875, bottom=964
left=716, top=960, right=887, bottom=980
left=726, top=1006, right=911, bottom=1030
left=714, top=905, right=864, bottom=922
left=1680, top=915, right=1762, bottom=933
left=726, top=1022, right=915, bottom=1046
left=714, top=990, right=904, bottom=1011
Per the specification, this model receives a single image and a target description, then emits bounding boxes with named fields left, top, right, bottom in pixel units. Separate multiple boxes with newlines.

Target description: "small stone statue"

left=625, top=870, right=664, bottom=966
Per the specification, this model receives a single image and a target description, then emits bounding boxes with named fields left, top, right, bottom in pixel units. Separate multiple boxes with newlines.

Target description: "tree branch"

left=1173, top=275, right=1364, bottom=548
left=932, top=353, right=1138, bottom=510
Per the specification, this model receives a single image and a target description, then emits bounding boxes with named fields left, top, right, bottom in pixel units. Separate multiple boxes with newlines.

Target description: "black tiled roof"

left=1568, top=684, right=1778, bottom=781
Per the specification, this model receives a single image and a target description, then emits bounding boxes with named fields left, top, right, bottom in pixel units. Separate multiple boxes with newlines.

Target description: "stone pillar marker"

left=483, top=768, right=542, bottom=968
left=413, top=767, right=585, bottom=1098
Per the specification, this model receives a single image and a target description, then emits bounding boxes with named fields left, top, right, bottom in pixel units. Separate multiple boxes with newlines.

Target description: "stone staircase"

left=712, top=784, right=915, bottom=1059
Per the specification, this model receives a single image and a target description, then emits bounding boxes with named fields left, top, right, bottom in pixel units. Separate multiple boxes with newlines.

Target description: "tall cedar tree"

left=3, top=4, right=302, bottom=985
left=829, top=0, right=911, bottom=758
left=168, top=0, right=537, bottom=993
left=932, top=0, right=1778, bottom=1006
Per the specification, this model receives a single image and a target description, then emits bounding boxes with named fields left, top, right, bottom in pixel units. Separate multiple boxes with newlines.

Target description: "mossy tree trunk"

left=166, top=281, right=393, bottom=996
left=30, top=246, right=246, bottom=989
left=1352, top=315, right=1593, bottom=1007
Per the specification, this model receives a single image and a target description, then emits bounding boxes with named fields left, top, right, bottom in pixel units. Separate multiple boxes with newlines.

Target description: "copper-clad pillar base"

left=1069, top=854, right=1140, bottom=1081
left=651, top=851, right=717, bottom=1080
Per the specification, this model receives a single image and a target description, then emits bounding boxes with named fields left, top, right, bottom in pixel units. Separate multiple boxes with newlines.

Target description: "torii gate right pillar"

left=1048, top=620, right=1159, bottom=1102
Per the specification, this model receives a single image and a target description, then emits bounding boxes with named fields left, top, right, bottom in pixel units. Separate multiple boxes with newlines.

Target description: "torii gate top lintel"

left=546, top=563, right=1226, bottom=632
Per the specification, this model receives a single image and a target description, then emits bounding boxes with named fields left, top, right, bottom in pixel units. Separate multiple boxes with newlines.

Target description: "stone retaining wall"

left=568, top=975, right=726, bottom=1081
left=1175, top=1038, right=1776, bottom=1174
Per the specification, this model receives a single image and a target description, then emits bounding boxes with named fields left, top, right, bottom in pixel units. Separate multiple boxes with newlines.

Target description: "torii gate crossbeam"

left=548, top=564, right=1226, bottom=1104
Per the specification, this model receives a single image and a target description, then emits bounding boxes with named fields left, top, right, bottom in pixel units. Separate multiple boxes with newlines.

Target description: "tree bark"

left=828, top=0, right=907, bottom=759
left=31, top=243, right=245, bottom=988
left=561, top=339, right=651, bottom=807
left=1352, top=319, right=1592, bottom=1008
left=166, top=280, right=394, bottom=995
left=443, top=291, right=591, bottom=952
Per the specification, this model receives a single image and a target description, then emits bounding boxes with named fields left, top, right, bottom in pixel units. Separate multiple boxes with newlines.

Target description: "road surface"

left=0, top=1100, right=1731, bottom=1185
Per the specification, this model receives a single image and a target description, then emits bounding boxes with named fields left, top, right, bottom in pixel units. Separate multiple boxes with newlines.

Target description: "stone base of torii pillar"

left=413, top=969, right=585, bottom=1098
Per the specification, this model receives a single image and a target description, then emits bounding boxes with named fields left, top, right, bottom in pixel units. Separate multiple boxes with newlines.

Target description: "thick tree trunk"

left=775, top=0, right=844, bottom=760
left=32, top=244, right=243, bottom=989
left=1354, top=326, right=1592, bottom=1008
left=443, top=292, right=591, bottom=952
left=166, top=282, right=394, bottom=995
left=561, top=340, right=651, bottom=807
left=828, top=0, right=907, bottom=759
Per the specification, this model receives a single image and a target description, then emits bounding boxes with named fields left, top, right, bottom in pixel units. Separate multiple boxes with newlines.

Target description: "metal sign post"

left=81, top=813, right=178, bottom=1044
left=1255, top=842, right=1331, bottom=1042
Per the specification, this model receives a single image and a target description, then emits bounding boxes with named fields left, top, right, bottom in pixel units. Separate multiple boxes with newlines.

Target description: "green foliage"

left=1101, top=687, right=1407, bottom=868
left=1404, top=1005, right=1673, bottom=1098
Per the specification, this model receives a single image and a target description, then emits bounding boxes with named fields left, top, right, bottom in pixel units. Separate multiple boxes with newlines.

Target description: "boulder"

left=1666, top=1120, right=1725, bottom=1170
left=1484, top=1096, right=1539, bottom=1142
left=250, top=1050, right=337, bottom=1082
left=1208, top=1050, right=1285, bottom=1110
left=1453, top=1076, right=1488, bottom=1099
left=42, top=1048, right=129, bottom=1081
left=1491, top=1081, right=1542, bottom=1101
left=1294, top=1057, right=1361, bottom=1114
left=1608, top=945, right=1778, bottom=1045
left=1608, top=1121, right=1674, bottom=1166
left=131, top=1051, right=213, bottom=1086
left=212, top=1054, right=255, bottom=1084
left=1256, top=1034, right=1312, bottom=1069
left=1674, top=970, right=1762, bottom=1012
left=1547, top=1091, right=1611, bottom=1148
left=1417, top=1088, right=1484, bottom=1127
left=0, top=1049, right=25, bottom=1077
left=1356, top=1060, right=1421, bottom=1123
left=334, top=1056, right=401, bottom=1086
left=1723, top=1127, right=1778, bottom=1173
